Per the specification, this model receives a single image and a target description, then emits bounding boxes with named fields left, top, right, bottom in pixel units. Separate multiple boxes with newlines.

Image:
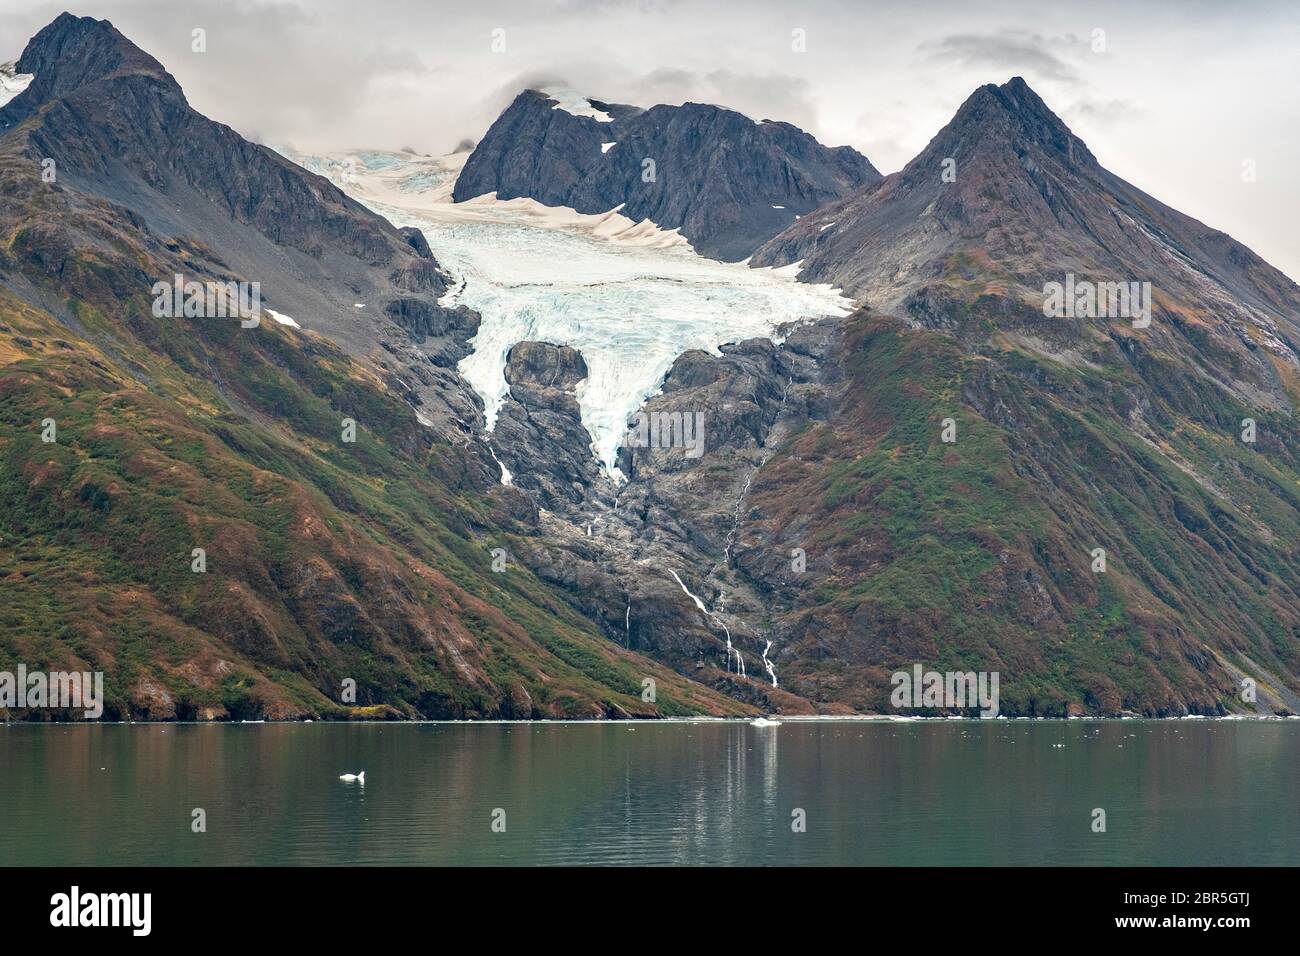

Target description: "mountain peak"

left=754, top=70, right=1300, bottom=357
left=5, top=12, right=177, bottom=122
left=997, top=75, right=1035, bottom=98
left=456, top=89, right=879, bottom=260
left=986, top=76, right=1064, bottom=124
left=934, top=75, right=1095, bottom=168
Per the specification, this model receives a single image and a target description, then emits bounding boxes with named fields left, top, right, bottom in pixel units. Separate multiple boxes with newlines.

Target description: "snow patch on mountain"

left=265, top=308, right=300, bottom=329
left=0, top=61, right=34, bottom=109
left=283, top=149, right=853, bottom=478
left=538, top=86, right=613, bottom=122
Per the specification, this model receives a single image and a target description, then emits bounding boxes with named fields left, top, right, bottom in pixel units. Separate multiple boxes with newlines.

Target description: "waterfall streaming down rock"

left=669, top=569, right=745, bottom=676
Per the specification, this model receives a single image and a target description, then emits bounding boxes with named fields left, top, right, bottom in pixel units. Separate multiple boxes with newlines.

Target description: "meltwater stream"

left=668, top=569, right=746, bottom=678
left=3, top=721, right=1297, bottom=866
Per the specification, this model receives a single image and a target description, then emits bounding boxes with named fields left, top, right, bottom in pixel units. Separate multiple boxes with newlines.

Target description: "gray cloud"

left=621, top=68, right=820, bottom=129
left=918, top=29, right=1087, bottom=86
left=1065, top=98, right=1147, bottom=129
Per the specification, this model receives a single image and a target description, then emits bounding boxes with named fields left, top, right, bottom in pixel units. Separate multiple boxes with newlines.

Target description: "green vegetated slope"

left=744, top=305, right=1300, bottom=716
left=0, top=208, right=745, bottom=722
left=740, top=77, right=1300, bottom=716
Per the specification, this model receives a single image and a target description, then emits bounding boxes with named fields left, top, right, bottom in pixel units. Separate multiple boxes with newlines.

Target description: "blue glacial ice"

left=278, top=149, right=854, bottom=479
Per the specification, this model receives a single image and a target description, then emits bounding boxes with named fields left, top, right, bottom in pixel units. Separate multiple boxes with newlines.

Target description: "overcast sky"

left=2, top=0, right=1297, bottom=279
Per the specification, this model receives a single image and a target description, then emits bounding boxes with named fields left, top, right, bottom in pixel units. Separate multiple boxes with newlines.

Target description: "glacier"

left=276, top=147, right=853, bottom=478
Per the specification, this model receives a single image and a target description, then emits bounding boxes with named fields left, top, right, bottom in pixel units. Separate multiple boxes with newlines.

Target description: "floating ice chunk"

left=601, top=142, right=616, bottom=154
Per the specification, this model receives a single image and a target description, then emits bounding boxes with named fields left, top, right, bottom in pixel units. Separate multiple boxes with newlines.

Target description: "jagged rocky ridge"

left=1, top=12, right=485, bottom=445
left=753, top=78, right=1300, bottom=409
left=454, top=88, right=880, bottom=261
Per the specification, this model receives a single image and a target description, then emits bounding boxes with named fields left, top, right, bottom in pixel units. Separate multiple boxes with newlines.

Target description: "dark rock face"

left=0, top=13, right=484, bottom=450
left=382, top=298, right=480, bottom=366
left=454, top=89, right=881, bottom=261
left=506, top=339, right=589, bottom=392
left=453, top=90, right=610, bottom=208
left=397, top=226, right=435, bottom=260
left=1, top=11, right=168, bottom=128
left=488, top=339, right=814, bottom=660
left=493, top=342, right=607, bottom=508
left=499, top=323, right=840, bottom=714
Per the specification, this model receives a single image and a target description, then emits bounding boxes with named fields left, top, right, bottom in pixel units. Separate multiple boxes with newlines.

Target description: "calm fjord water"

left=1, top=721, right=1295, bottom=866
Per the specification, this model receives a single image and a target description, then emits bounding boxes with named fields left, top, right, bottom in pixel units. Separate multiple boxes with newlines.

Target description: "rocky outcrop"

left=454, top=89, right=880, bottom=261
left=493, top=342, right=607, bottom=508
left=499, top=322, right=844, bottom=714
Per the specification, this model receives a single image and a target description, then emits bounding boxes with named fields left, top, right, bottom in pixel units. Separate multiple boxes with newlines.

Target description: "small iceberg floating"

left=339, top=771, right=366, bottom=783
left=750, top=717, right=782, bottom=728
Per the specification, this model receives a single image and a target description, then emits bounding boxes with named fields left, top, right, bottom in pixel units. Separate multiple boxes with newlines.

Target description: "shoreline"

left=3, top=713, right=1298, bottom=726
